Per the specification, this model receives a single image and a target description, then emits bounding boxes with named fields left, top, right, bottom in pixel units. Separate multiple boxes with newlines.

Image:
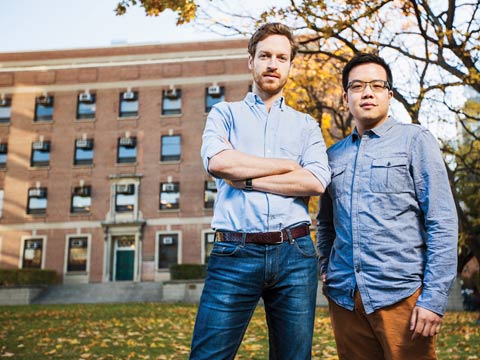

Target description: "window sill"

left=32, top=120, right=54, bottom=124
left=29, top=166, right=50, bottom=170
left=69, top=212, right=91, bottom=216
left=160, top=113, right=182, bottom=118
left=117, top=116, right=139, bottom=121
left=0, top=122, right=10, bottom=127
left=75, top=117, right=96, bottom=122
left=26, top=213, right=47, bottom=217
left=115, top=162, right=137, bottom=167
left=65, top=271, right=88, bottom=276
left=73, top=164, right=94, bottom=169
left=158, top=209, right=180, bottom=213
left=159, top=160, right=181, bottom=165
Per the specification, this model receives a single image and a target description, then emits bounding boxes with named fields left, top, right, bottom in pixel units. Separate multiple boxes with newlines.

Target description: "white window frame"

left=19, top=235, right=47, bottom=269
left=155, top=230, right=182, bottom=271
left=201, top=229, right=216, bottom=264
left=64, top=234, right=91, bottom=275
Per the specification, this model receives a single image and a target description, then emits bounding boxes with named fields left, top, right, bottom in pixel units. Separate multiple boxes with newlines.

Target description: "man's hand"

left=321, top=273, right=327, bottom=296
left=410, top=306, right=442, bottom=340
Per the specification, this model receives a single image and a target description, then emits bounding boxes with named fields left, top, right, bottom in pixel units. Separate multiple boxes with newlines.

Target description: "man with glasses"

left=317, top=53, right=458, bottom=359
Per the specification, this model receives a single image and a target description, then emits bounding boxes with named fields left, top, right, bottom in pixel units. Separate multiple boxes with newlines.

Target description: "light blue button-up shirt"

left=201, top=92, right=330, bottom=232
left=317, top=117, right=458, bottom=315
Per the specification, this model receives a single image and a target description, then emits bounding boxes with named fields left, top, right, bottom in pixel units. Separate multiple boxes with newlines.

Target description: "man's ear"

left=248, top=55, right=253, bottom=71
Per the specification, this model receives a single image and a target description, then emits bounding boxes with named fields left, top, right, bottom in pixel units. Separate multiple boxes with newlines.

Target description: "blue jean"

left=189, top=235, right=318, bottom=360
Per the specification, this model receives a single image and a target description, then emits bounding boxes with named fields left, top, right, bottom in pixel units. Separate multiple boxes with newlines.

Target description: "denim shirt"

left=316, top=117, right=458, bottom=315
left=201, top=92, right=331, bottom=232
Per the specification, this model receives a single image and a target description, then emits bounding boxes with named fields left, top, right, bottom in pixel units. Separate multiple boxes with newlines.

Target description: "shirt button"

left=355, top=265, right=361, bottom=273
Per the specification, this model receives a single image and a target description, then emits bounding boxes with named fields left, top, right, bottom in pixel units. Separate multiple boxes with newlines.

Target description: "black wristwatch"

left=245, top=178, right=253, bottom=191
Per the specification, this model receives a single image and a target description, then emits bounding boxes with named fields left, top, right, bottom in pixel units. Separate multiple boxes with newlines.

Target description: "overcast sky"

left=0, top=0, right=252, bottom=52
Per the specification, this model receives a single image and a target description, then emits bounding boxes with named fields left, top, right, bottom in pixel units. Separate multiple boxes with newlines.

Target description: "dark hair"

left=248, top=23, right=298, bottom=62
left=342, top=53, right=393, bottom=91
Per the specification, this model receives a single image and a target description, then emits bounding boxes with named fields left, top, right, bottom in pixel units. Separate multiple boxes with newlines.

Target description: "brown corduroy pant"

left=328, top=288, right=437, bottom=360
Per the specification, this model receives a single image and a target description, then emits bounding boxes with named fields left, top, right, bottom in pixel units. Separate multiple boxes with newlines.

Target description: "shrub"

left=0, top=269, right=59, bottom=287
left=169, top=264, right=207, bottom=280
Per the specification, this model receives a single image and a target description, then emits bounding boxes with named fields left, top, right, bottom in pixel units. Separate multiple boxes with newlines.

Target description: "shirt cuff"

left=416, top=289, right=449, bottom=316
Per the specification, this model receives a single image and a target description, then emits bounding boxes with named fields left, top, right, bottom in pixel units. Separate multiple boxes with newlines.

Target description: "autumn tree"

left=117, top=0, right=480, bottom=262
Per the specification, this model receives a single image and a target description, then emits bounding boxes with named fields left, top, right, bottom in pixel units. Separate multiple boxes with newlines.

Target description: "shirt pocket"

left=370, top=156, right=410, bottom=193
left=328, top=165, right=347, bottom=199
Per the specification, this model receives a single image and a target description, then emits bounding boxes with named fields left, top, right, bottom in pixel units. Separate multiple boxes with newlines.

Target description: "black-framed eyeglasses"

left=347, top=80, right=390, bottom=93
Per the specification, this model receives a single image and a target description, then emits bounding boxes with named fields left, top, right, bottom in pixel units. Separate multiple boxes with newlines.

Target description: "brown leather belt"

left=215, top=225, right=310, bottom=245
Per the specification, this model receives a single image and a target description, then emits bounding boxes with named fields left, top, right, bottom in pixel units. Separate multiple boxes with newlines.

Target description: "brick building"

left=0, top=39, right=251, bottom=283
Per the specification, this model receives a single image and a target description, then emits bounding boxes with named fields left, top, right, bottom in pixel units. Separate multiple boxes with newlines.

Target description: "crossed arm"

left=208, top=148, right=325, bottom=196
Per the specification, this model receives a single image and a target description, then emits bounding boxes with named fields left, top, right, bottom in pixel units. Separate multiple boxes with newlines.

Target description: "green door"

left=115, top=250, right=134, bottom=281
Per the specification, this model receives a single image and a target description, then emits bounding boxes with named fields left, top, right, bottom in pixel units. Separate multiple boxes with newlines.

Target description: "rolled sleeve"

left=200, top=104, right=232, bottom=174
left=302, top=116, right=331, bottom=189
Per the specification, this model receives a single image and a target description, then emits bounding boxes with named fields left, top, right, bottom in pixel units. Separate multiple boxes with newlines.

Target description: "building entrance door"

left=113, top=236, right=135, bottom=281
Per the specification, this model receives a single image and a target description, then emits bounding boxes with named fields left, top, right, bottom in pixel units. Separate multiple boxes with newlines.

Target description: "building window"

left=74, top=139, right=94, bottom=165
left=0, top=97, right=11, bottom=123
left=119, top=91, right=138, bottom=118
left=22, top=238, right=43, bottom=268
left=161, top=135, right=181, bottom=162
left=0, top=143, right=7, bottom=169
left=67, top=237, right=88, bottom=272
left=162, top=89, right=182, bottom=115
left=115, top=184, right=135, bottom=212
left=27, top=187, right=47, bottom=214
left=34, top=95, right=54, bottom=122
left=31, top=140, right=50, bottom=167
left=0, top=189, right=3, bottom=218
left=77, top=92, right=96, bottom=119
left=205, top=86, right=225, bottom=113
left=160, top=182, right=179, bottom=210
left=158, top=234, right=178, bottom=269
left=117, top=136, right=137, bottom=163
left=71, top=186, right=92, bottom=213
left=204, top=232, right=215, bottom=263
left=204, top=180, right=217, bottom=209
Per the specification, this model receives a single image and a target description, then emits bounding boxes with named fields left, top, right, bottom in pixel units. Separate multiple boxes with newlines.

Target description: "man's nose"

left=267, top=57, right=278, bottom=69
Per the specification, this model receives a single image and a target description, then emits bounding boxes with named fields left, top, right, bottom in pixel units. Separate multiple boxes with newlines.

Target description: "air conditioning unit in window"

left=74, top=186, right=91, bottom=196
left=162, top=183, right=176, bottom=192
left=117, top=184, right=134, bottom=194
left=37, top=95, right=52, bottom=105
left=122, top=91, right=136, bottom=100
left=26, top=242, right=39, bottom=249
left=71, top=239, right=85, bottom=247
left=119, top=137, right=135, bottom=147
left=32, top=141, right=49, bottom=151
left=206, top=181, right=216, bottom=190
left=78, top=92, right=93, bottom=103
left=76, top=139, right=92, bottom=149
left=165, top=88, right=179, bottom=99
left=162, top=236, right=173, bottom=245
left=29, top=188, right=46, bottom=198
left=0, top=143, right=7, bottom=153
left=207, top=85, right=221, bottom=96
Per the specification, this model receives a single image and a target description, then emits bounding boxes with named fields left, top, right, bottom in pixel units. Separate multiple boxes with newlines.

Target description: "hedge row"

left=169, top=264, right=207, bottom=280
left=0, top=269, right=59, bottom=286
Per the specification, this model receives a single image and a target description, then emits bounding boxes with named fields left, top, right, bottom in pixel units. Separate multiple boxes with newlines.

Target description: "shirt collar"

left=352, top=116, right=397, bottom=141
left=245, top=92, right=286, bottom=110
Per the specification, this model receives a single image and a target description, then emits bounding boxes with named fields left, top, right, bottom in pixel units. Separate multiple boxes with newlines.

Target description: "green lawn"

left=0, top=303, right=478, bottom=359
